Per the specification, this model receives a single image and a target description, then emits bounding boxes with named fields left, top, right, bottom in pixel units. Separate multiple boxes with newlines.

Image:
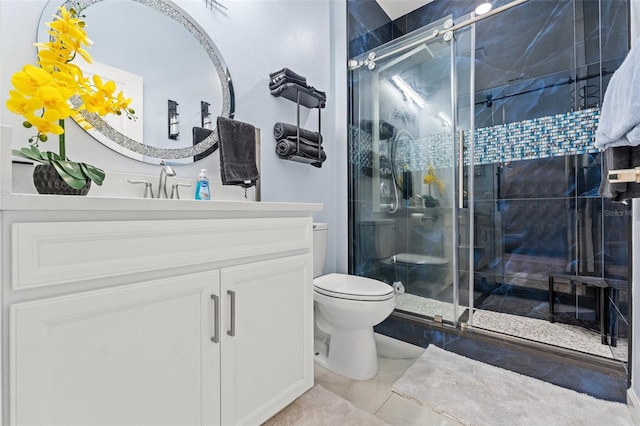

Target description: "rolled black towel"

left=269, top=67, right=307, bottom=82
left=270, top=81, right=307, bottom=97
left=274, top=122, right=322, bottom=145
left=276, top=139, right=327, bottom=162
left=269, top=67, right=307, bottom=86
left=270, top=82, right=327, bottom=108
left=283, top=135, right=320, bottom=148
left=269, top=76, right=308, bottom=91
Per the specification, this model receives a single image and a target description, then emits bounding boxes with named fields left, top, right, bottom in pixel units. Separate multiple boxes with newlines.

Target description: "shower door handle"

left=211, top=294, right=220, bottom=343
left=458, top=131, right=465, bottom=209
left=227, top=290, right=236, bottom=337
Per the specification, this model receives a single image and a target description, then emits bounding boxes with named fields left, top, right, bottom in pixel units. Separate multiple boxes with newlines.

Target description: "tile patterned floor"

left=395, top=293, right=628, bottom=361
left=313, top=353, right=462, bottom=425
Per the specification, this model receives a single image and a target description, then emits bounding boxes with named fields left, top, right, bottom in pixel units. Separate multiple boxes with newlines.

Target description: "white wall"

left=331, top=0, right=349, bottom=274
left=632, top=0, right=640, bottom=407
left=0, top=0, right=348, bottom=274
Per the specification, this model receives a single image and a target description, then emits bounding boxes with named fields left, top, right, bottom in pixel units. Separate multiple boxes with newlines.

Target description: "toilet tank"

left=312, top=223, right=328, bottom=278
left=359, top=219, right=394, bottom=259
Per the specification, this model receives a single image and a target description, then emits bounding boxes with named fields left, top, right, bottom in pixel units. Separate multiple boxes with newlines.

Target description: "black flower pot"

left=33, top=164, right=91, bottom=196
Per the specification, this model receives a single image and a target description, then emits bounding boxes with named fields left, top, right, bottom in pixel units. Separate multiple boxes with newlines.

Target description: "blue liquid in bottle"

left=195, top=169, right=211, bottom=200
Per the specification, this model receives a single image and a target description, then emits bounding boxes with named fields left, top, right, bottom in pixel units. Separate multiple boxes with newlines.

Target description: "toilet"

left=313, top=223, right=395, bottom=380
left=388, top=253, right=450, bottom=297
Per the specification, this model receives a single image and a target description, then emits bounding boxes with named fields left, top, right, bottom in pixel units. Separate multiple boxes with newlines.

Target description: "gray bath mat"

left=263, top=384, right=389, bottom=425
left=392, top=345, right=632, bottom=426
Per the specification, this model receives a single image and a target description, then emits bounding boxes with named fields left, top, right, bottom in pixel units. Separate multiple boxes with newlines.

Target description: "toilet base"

left=314, top=328, right=378, bottom=380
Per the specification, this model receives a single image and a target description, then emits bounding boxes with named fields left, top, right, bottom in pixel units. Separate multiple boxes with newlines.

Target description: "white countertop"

left=0, top=192, right=322, bottom=213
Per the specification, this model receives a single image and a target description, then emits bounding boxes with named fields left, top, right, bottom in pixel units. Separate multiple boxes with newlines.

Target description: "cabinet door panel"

left=10, top=271, right=220, bottom=426
left=220, top=254, right=313, bottom=426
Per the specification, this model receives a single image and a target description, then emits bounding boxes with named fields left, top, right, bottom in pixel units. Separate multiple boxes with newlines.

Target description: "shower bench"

left=548, top=274, right=609, bottom=345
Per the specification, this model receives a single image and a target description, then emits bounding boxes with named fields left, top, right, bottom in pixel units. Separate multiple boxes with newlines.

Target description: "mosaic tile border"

left=468, top=107, right=600, bottom=165
left=350, top=108, right=601, bottom=170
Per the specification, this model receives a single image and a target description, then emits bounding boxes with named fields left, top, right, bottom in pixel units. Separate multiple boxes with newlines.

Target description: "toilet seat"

left=313, top=273, right=394, bottom=301
left=391, top=253, right=449, bottom=266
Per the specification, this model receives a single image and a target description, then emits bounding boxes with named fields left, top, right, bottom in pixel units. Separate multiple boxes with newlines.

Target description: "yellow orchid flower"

left=50, top=71, right=79, bottom=96
left=6, top=90, right=43, bottom=116
left=92, top=75, right=116, bottom=97
left=11, top=65, right=53, bottom=97
left=36, top=85, right=73, bottom=118
left=36, top=45, right=68, bottom=71
left=48, top=7, right=92, bottom=48
left=7, top=4, right=135, bottom=143
left=79, top=92, right=105, bottom=114
left=423, top=164, right=445, bottom=195
left=26, top=109, right=65, bottom=135
left=75, top=47, right=94, bottom=64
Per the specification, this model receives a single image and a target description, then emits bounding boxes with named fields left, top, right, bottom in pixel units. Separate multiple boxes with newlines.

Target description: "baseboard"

left=627, top=388, right=640, bottom=424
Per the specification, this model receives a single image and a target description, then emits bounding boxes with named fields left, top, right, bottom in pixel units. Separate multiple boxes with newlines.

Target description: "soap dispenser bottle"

left=195, top=169, right=211, bottom=200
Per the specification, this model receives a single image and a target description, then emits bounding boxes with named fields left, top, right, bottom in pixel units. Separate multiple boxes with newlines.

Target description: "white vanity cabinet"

left=11, top=271, right=223, bottom=426
left=0, top=202, right=319, bottom=426
left=220, top=254, right=312, bottom=425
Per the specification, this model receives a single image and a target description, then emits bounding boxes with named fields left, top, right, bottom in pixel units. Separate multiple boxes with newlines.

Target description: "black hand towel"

left=599, top=145, right=640, bottom=201
left=273, top=122, right=322, bottom=145
left=216, top=116, right=259, bottom=188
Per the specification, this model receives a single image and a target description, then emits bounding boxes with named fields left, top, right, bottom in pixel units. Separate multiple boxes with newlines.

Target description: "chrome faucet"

left=158, top=161, right=176, bottom=199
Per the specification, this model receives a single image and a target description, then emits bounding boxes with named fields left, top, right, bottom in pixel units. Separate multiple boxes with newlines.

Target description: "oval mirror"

left=38, top=0, right=235, bottom=164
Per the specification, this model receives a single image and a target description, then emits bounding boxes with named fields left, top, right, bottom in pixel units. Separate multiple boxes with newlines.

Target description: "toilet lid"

left=313, top=273, right=394, bottom=301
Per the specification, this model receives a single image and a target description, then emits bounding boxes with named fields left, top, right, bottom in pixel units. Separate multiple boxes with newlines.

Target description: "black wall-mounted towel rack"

left=270, top=71, right=326, bottom=168
left=275, top=83, right=326, bottom=109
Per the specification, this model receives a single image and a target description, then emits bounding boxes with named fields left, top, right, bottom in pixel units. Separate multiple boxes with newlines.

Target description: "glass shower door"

left=349, top=16, right=474, bottom=326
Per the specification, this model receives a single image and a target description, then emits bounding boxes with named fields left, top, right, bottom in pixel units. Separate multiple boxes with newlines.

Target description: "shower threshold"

left=389, top=303, right=627, bottom=364
left=472, top=309, right=627, bottom=361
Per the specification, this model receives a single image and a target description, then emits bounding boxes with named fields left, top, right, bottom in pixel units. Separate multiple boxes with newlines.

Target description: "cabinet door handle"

left=227, top=290, right=236, bottom=337
left=211, top=294, right=220, bottom=343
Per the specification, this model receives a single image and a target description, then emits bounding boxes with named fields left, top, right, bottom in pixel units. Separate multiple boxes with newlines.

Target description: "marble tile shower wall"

left=349, top=0, right=628, bottom=77
left=349, top=0, right=628, bottom=125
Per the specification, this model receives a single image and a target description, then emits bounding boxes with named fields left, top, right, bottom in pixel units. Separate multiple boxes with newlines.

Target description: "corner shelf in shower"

left=271, top=82, right=326, bottom=167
